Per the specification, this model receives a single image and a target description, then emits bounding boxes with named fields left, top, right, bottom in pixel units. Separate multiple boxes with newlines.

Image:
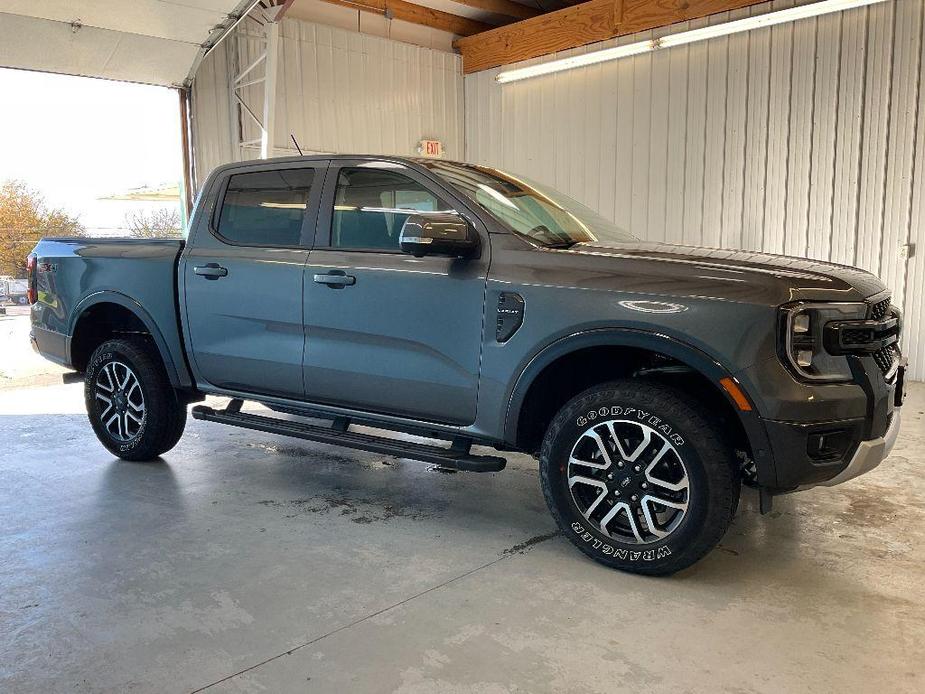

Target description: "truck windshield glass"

left=423, top=162, right=635, bottom=248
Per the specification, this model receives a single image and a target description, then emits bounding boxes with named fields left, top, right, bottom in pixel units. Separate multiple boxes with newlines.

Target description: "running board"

left=191, top=404, right=506, bottom=472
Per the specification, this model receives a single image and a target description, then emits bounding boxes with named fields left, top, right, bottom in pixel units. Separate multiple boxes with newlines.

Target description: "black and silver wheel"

left=540, top=380, right=739, bottom=576
left=94, top=361, right=147, bottom=442
left=85, top=339, right=187, bottom=461
left=567, top=417, right=690, bottom=544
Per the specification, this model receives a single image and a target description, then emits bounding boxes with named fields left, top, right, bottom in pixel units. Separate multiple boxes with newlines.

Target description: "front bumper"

left=813, top=410, right=901, bottom=488
left=741, top=352, right=904, bottom=490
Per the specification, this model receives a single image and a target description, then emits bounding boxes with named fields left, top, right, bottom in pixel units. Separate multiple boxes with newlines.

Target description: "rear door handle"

left=313, top=272, right=356, bottom=288
left=194, top=263, right=228, bottom=279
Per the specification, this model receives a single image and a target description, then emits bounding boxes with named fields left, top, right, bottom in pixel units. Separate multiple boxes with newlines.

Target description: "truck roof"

left=207, top=154, right=468, bottom=177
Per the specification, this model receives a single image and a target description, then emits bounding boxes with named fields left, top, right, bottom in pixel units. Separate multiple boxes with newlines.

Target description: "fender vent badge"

left=496, top=292, right=525, bottom=343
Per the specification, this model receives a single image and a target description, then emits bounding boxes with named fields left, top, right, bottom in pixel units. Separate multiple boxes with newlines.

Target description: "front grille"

left=841, top=328, right=871, bottom=344
left=866, top=296, right=900, bottom=376
left=870, top=297, right=891, bottom=320
left=874, top=343, right=899, bottom=375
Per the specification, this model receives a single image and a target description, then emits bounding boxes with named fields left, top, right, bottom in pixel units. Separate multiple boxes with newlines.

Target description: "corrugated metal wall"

left=190, top=17, right=464, bottom=186
left=466, top=0, right=925, bottom=380
left=189, top=34, right=236, bottom=184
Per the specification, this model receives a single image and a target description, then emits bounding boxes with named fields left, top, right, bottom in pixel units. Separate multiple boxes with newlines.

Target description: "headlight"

left=780, top=302, right=867, bottom=382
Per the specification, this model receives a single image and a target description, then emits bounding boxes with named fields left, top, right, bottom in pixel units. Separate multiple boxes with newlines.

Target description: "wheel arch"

left=69, top=292, right=184, bottom=388
left=504, top=329, right=775, bottom=485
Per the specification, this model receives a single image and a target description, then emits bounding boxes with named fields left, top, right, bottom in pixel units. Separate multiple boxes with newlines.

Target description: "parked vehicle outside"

left=1, top=278, right=29, bottom=305
left=28, top=156, right=905, bottom=575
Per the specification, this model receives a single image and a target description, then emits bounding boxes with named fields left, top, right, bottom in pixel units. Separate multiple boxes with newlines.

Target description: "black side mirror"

left=399, top=213, right=477, bottom=258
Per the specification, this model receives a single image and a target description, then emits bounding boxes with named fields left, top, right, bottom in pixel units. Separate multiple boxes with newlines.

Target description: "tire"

left=84, top=338, right=187, bottom=461
left=539, top=380, right=739, bottom=576
left=17, top=296, right=27, bottom=305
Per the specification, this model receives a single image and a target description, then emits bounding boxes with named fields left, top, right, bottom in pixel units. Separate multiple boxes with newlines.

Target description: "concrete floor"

left=1, top=381, right=923, bottom=693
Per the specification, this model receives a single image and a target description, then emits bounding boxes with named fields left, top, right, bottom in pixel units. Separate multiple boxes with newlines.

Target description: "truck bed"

left=29, top=237, right=190, bottom=386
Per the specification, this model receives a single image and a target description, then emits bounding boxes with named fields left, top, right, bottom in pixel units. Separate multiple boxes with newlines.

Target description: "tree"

left=0, top=180, right=84, bottom=278
left=124, top=208, right=182, bottom=239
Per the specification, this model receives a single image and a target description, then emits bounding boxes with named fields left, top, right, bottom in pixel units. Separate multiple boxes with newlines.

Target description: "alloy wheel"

left=94, top=361, right=146, bottom=441
left=567, top=418, right=690, bottom=544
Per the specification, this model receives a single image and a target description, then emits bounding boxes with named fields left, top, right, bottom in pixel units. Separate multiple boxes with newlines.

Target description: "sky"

left=0, top=68, right=183, bottom=234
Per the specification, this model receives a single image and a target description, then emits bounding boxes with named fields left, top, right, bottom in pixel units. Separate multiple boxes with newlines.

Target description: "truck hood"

left=562, top=240, right=887, bottom=302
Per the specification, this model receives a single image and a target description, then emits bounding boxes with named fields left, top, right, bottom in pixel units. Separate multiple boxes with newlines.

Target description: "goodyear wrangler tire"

left=85, top=339, right=187, bottom=461
left=539, top=380, right=739, bottom=576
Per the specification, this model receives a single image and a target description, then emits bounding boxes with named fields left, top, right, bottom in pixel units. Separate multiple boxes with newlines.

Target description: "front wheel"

left=539, top=380, right=740, bottom=576
left=85, top=338, right=187, bottom=461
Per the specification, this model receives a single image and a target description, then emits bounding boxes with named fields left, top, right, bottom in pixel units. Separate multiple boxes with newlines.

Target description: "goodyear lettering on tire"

left=576, top=405, right=684, bottom=447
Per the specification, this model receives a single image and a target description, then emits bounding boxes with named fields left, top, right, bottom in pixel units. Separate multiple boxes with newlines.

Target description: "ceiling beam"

left=318, top=0, right=493, bottom=36
left=448, top=0, right=542, bottom=20
left=454, top=0, right=769, bottom=73
left=269, top=0, right=298, bottom=20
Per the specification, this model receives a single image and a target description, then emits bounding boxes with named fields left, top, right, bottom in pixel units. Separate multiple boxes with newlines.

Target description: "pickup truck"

left=1, top=278, right=29, bottom=305
left=29, top=155, right=906, bottom=575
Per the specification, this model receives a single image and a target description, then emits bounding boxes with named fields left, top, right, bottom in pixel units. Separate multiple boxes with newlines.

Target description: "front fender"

left=503, top=328, right=776, bottom=486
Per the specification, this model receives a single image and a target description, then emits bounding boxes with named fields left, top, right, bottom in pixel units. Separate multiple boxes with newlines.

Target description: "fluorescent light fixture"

left=496, top=41, right=652, bottom=83
left=260, top=202, right=306, bottom=209
left=496, top=0, right=886, bottom=84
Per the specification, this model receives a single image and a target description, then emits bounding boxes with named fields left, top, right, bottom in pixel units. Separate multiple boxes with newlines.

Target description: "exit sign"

left=418, top=139, right=443, bottom=158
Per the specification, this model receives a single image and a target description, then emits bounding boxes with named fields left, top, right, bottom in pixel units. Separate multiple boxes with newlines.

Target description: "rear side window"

left=331, top=168, right=449, bottom=251
left=216, top=168, right=315, bottom=246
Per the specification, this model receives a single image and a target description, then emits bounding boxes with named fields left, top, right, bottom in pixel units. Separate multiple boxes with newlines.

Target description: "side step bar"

left=191, top=403, right=506, bottom=472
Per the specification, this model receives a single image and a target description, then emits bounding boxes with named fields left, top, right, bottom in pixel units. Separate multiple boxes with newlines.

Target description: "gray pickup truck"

left=29, top=155, right=905, bottom=575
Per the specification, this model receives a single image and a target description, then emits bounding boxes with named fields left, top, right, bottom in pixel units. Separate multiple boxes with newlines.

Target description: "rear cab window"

left=215, top=168, right=316, bottom=247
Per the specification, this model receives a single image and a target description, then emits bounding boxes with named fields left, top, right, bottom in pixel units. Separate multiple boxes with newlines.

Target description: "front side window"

left=330, top=168, right=451, bottom=251
left=216, top=168, right=315, bottom=246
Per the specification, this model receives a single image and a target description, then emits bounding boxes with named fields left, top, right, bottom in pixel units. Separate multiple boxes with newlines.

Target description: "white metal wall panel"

left=465, top=0, right=925, bottom=380
left=903, top=1, right=925, bottom=378
left=191, top=16, right=464, bottom=185
left=189, top=38, right=236, bottom=188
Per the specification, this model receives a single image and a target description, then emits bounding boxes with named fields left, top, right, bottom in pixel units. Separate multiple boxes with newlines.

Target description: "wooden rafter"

left=449, top=0, right=541, bottom=20
left=454, top=0, right=770, bottom=73
left=318, top=0, right=494, bottom=36
left=275, top=0, right=298, bottom=19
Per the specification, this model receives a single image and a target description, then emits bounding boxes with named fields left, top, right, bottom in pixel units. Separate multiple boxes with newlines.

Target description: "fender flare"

left=68, top=291, right=188, bottom=388
left=503, top=328, right=775, bottom=484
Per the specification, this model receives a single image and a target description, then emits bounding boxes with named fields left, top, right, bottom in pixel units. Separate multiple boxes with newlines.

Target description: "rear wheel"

left=85, top=339, right=187, bottom=461
left=539, top=380, right=739, bottom=576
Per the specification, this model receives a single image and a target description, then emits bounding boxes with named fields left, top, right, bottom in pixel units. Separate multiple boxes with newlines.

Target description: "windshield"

left=422, top=161, right=636, bottom=248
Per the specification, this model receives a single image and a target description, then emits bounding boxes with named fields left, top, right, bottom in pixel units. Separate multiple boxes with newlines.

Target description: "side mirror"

left=399, top=213, right=478, bottom=258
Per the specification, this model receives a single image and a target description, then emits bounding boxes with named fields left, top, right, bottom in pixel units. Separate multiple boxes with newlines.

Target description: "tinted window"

left=331, top=168, right=450, bottom=251
left=422, top=161, right=636, bottom=248
left=216, top=168, right=315, bottom=246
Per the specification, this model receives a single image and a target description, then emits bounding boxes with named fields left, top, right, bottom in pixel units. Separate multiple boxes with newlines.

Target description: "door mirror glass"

left=399, top=213, right=477, bottom=258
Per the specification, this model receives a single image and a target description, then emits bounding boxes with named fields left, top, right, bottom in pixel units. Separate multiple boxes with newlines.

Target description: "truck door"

left=181, top=161, right=326, bottom=398
left=302, top=161, right=489, bottom=425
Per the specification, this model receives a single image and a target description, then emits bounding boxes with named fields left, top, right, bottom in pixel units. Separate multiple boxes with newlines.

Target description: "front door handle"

left=194, top=263, right=228, bottom=279
left=313, top=272, right=356, bottom=288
